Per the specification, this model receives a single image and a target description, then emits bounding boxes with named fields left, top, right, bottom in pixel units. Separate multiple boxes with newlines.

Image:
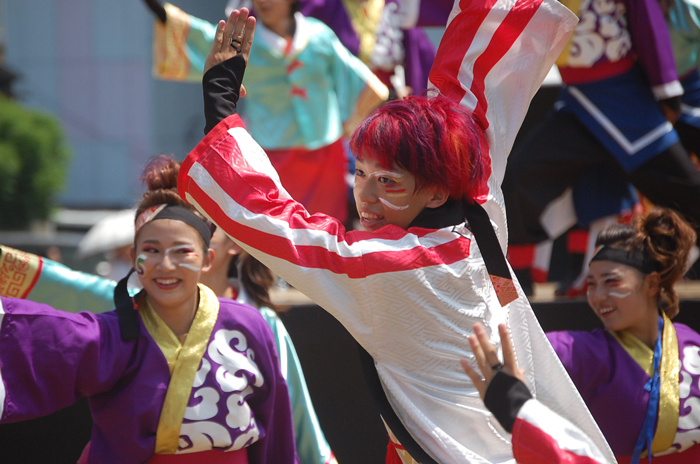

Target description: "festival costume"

left=161, top=0, right=448, bottom=95
left=177, top=0, right=616, bottom=462
left=154, top=5, right=387, bottom=223
left=0, top=245, right=335, bottom=464
left=548, top=318, right=700, bottom=462
left=0, top=284, right=295, bottom=464
left=503, top=0, right=700, bottom=247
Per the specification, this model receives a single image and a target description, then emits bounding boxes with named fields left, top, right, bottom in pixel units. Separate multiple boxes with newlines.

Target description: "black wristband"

left=203, top=54, right=246, bottom=134
left=483, top=371, right=533, bottom=433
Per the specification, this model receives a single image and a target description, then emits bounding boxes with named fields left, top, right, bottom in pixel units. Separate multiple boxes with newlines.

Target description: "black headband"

left=137, top=205, right=212, bottom=248
left=590, top=246, right=656, bottom=274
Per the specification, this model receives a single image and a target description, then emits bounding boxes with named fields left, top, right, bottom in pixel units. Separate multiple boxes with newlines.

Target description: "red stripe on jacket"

left=513, top=418, right=604, bottom=464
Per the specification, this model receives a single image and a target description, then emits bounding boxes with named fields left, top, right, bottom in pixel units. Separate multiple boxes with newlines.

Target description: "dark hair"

left=350, top=94, right=487, bottom=202
left=135, top=155, right=215, bottom=241
left=240, top=252, right=281, bottom=312
left=595, top=208, right=696, bottom=318
left=228, top=251, right=281, bottom=312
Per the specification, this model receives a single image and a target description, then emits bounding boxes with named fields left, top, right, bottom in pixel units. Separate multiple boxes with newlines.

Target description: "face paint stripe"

left=379, top=198, right=410, bottom=211
left=609, top=290, right=632, bottom=298
left=179, top=263, right=201, bottom=272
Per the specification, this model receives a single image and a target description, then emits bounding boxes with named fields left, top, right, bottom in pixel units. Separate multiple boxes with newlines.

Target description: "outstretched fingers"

left=213, top=20, right=226, bottom=54
left=460, top=322, right=506, bottom=401
left=474, top=322, right=502, bottom=372
left=498, top=323, right=526, bottom=383
left=222, top=9, right=241, bottom=52
left=463, top=337, right=487, bottom=399
left=203, top=9, right=255, bottom=76
left=239, top=16, right=256, bottom=64
left=499, top=324, right=516, bottom=374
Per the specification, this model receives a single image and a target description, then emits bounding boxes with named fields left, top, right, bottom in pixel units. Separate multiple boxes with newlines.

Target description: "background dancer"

left=0, top=203, right=337, bottom=464
left=0, top=152, right=296, bottom=462
left=177, top=3, right=615, bottom=463
left=503, top=0, right=700, bottom=295
left=145, top=0, right=389, bottom=225
left=548, top=208, right=700, bottom=463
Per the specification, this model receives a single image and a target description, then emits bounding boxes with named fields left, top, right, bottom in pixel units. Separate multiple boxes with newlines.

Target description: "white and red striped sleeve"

left=177, top=0, right=577, bottom=352
left=177, top=115, right=472, bottom=351
left=428, top=0, right=578, bottom=248
left=512, top=399, right=613, bottom=464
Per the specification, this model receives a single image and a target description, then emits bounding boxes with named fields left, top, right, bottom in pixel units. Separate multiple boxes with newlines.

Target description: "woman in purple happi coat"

left=0, top=20, right=296, bottom=462
left=0, top=152, right=296, bottom=464
left=547, top=208, right=700, bottom=464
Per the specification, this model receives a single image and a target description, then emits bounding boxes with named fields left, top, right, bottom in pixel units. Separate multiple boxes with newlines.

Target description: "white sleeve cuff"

left=653, top=81, right=684, bottom=100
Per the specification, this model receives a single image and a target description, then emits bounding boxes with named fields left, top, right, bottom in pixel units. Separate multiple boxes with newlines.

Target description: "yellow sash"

left=140, top=284, right=220, bottom=454
left=342, top=0, right=384, bottom=65
left=612, top=312, right=680, bottom=454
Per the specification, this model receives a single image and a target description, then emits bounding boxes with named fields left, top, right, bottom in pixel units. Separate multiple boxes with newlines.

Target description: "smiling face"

left=133, top=219, right=213, bottom=316
left=587, top=260, right=660, bottom=341
left=353, top=155, right=447, bottom=231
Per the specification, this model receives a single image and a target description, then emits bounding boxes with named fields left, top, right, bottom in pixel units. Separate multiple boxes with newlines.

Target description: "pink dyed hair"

left=350, top=94, right=486, bottom=202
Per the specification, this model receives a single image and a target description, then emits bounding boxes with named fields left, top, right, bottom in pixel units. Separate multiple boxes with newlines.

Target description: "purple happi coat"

left=0, top=287, right=296, bottom=464
left=548, top=323, right=700, bottom=459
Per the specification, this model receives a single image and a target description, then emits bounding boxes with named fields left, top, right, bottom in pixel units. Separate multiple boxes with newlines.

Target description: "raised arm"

left=428, top=0, right=578, bottom=209
left=202, top=8, right=255, bottom=133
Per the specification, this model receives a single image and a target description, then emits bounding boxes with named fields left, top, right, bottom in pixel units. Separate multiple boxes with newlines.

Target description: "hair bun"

left=141, top=154, right=180, bottom=192
left=639, top=208, right=696, bottom=258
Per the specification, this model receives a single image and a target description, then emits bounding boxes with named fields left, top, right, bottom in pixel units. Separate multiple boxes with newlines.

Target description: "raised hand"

left=204, top=8, right=256, bottom=76
left=461, top=323, right=525, bottom=401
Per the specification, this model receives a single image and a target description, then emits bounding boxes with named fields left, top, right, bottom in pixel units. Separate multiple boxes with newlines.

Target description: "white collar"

left=254, top=12, right=310, bottom=58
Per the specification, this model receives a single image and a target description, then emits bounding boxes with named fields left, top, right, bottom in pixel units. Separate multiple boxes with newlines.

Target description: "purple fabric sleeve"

left=0, top=297, right=130, bottom=422
left=626, top=0, right=679, bottom=89
left=545, top=330, right=613, bottom=399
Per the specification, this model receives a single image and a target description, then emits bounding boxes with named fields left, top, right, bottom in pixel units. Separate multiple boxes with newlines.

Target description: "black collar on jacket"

left=407, top=198, right=465, bottom=230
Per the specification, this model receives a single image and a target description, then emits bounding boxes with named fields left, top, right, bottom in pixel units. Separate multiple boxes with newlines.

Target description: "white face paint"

left=179, top=263, right=201, bottom=272
left=609, top=290, right=632, bottom=298
left=164, top=244, right=202, bottom=272
left=379, top=198, right=410, bottom=210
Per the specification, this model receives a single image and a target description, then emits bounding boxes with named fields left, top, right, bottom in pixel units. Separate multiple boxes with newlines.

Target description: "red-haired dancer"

left=179, top=4, right=614, bottom=464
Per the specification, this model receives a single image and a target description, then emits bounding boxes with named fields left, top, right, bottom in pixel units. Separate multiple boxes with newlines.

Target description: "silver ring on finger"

left=230, top=37, right=242, bottom=52
left=491, top=362, right=503, bottom=371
